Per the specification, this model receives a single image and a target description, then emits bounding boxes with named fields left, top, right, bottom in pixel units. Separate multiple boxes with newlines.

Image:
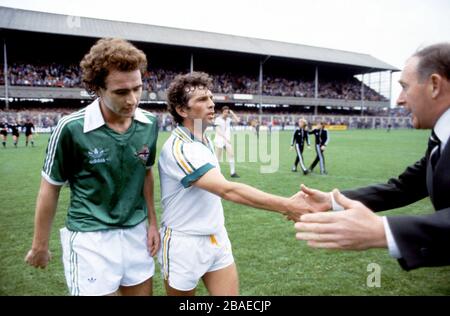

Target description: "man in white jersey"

left=25, top=38, right=160, bottom=296
left=214, top=106, right=240, bottom=178
left=158, top=72, right=313, bottom=296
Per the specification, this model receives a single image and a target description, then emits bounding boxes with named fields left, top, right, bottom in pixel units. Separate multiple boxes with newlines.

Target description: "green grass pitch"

left=0, top=128, right=449, bottom=295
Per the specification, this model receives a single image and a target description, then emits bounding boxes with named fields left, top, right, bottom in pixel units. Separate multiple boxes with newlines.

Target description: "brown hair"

left=166, top=72, right=213, bottom=124
left=413, top=42, right=450, bottom=82
left=80, top=38, right=147, bottom=96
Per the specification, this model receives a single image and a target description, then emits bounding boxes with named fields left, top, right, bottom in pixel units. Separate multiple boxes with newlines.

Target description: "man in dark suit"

left=294, top=42, right=450, bottom=271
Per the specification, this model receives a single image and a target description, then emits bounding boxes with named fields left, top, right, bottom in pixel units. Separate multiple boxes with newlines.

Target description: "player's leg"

left=318, top=149, right=326, bottom=174
left=295, top=144, right=308, bottom=173
left=202, top=228, right=237, bottom=295
left=215, top=146, right=223, bottom=162
left=225, top=142, right=234, bottom=161
left=309, top=145, right=320, bottom=171
left=1, top=133, right=6, bottom=147
left=119, top=277, right=152, bottom=296
left=225, top=142, right=238, bottom=177
left=309, top=156, right=319, bottom=172
left=164, top=280, right=196, bottom=296
left=202, top=262, right=239, bottom=296
left=292, top=155, right=299, bottom=171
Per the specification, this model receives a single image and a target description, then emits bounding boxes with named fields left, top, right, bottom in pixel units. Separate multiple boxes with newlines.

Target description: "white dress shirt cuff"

left=330, top=192, right=344, bottom=211
left=382, top=216, right=402, bottom=258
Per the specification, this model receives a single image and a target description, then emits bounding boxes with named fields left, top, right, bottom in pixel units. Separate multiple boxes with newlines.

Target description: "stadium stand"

left=0, top=6, right=407, bottom=130
left=2, top=63, right=387, bottom=101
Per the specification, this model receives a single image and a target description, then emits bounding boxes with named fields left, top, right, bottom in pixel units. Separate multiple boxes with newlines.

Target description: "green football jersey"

left=42, top=100, right=158, bottom=231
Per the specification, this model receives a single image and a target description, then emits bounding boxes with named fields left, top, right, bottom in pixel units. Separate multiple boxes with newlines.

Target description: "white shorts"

left=60, top=221, right=155, bottom=296
left=158, top=227, right=234, bottom=291
left=214, top=136, right=230, bottom=149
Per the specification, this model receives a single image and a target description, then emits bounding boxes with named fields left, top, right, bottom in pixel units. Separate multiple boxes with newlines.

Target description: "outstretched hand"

left=284, top=184, right=332, bottom=222
left=300, top=184, right=332, bottom=212
left=295, top=189, right=387, bottom=250
left=285, top=190, right=311, bottom=221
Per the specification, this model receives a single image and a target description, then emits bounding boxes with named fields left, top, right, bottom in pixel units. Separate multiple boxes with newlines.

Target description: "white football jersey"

left=158, top=126, right=224, bottom=235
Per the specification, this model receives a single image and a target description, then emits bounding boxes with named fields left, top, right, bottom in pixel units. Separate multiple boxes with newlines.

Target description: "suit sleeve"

left=343, top=156, right=450, bottom=270
left=387, top=209, right=450, bottom=270
left=342, top=156, right=428, bottom=212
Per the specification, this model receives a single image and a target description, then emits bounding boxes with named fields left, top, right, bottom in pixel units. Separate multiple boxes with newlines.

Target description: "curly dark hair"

left=80, top=38, right=147, bottom=96
left=166, top=72, right=213, bottom=124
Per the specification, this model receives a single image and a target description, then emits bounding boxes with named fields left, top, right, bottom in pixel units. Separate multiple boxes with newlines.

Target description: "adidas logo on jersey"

left=88, top=148, right=108, bottom=164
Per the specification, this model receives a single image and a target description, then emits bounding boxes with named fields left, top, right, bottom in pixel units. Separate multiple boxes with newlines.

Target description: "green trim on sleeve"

left=181, top=163, right=215, bottom=188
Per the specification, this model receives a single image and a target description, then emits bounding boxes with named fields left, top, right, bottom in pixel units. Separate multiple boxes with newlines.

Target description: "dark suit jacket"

left=342, top=138, right=450, bottom=271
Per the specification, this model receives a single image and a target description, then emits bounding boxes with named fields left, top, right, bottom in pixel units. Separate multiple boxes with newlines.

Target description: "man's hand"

left=25, top=248, right=52, bottom=269
left=295, top=189, right=387, bottom=250
left=300, top=184, right=332, bottom=212
left=284, top=190, right=313, bottom=222
left=147, top=224, right=160, bottom=257
left=284, top=184, right=332, bottom=222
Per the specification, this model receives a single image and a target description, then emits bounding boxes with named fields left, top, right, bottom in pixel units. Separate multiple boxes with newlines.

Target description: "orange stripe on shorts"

left=210, top=234, right=218, bottom=245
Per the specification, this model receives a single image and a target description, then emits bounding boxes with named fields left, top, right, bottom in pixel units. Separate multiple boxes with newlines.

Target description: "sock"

left=229, top=159, right=235, bottom=175
left=31, top=141, right=34, bottom=146
left=26, top=141, right=28, bottom=146
left=2, top=141, right=5, bottom=147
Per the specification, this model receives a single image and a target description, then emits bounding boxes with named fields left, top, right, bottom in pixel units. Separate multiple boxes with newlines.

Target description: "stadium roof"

left=0, top=6, right=399, bottom=72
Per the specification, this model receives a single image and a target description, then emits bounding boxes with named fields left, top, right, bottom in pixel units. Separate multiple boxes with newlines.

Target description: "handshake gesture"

left=286, top=184, right=386, bottom=251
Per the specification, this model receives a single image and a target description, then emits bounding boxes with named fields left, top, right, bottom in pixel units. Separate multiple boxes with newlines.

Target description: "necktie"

left=428, top=130, right=441, bottom=170
left=426, top=130, right=442, bottom=207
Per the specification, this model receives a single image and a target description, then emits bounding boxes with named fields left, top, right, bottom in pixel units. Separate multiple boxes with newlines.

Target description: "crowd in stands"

left=1, top=63, right=387, bottom=101
left=2, top=63, right=81, bottom=88
left=1, top=105, right=412, bottom=132
left=1, top=62, right=400, bottom=130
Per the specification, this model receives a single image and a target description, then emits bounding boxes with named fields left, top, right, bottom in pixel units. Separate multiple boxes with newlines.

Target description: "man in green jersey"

left=25, top=38, right=160, bottom=296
